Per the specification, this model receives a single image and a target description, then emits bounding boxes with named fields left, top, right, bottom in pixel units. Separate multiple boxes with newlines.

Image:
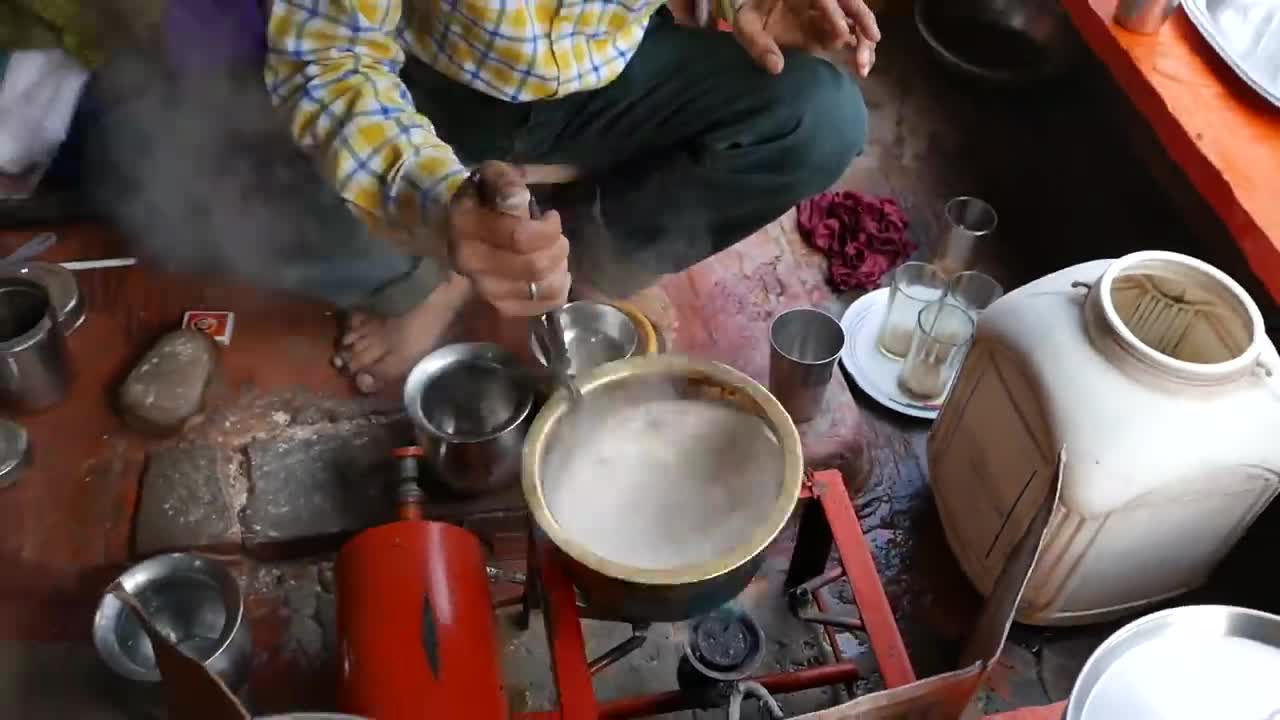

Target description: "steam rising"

left=82, top=50, right=718, bottom=307
left=573, top=155, right=719, bottom=298
left=84, top=55, right=383, bottom=306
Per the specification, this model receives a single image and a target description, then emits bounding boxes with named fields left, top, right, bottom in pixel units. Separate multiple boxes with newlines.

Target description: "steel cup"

left=0, top=276, right=70, bottom=412
left=769, top=308, right=846, bottom=423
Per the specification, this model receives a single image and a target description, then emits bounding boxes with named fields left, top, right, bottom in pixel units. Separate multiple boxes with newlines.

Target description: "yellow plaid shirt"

left=266, top=0, right=730, bottom=237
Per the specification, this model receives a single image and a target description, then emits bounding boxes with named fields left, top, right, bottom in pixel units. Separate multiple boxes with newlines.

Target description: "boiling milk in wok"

left=544, top=398, right=784, bottom=570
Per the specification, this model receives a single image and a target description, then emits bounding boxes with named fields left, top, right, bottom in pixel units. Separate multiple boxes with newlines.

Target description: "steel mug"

left=0, top=276, right=70, bottom=412
left=769, top=308, right=846, bottom=423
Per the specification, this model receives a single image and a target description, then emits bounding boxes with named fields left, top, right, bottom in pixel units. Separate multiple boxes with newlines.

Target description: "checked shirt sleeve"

left=712, top=0, right=740, bottom=25
left=264, top=0, right=467, bottom=242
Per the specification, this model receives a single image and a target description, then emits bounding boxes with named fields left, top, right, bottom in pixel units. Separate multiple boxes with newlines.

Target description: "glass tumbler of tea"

left=947, top=271, right=1004, bottom=318
left=899, top=300, right=976, bottom=401
left=877, top=262, right=947, bottom=359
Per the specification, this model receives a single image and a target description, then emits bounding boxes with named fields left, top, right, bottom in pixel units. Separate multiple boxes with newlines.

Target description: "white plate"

left=839, top=288, right=942, bottom=420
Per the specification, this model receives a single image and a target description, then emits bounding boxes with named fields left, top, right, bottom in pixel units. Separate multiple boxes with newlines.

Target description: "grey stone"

left=118, top=329, right=218, bottom=435
left=316, top=592, right=338, bottom=653
left=134, top=443, right=242, bottom=554
left=285, top=585, right=317, bottom=617
left=286, top=615, right=325, bottom=662
left=240, top=420, right=407, bottom=546
left=317, top=562, right=336, bottom=593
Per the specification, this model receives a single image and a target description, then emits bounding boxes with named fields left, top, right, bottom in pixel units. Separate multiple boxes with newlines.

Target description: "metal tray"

left=1065, top=605, right=1280, bottom=719
left=1183, top=0, right=1280, bottom=108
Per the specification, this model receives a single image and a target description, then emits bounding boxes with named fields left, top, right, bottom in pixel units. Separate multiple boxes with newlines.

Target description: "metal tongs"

left=531, top=300, right=581, bottom=401
left=472, top=164, right=581, bottom=402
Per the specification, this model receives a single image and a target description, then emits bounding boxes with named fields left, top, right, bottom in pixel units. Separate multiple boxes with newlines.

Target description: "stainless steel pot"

left=92, top=553, right=252, bottom=691
left=522, top=355, right=803, bottom=622
left=405, top=342, right=534, bottom=496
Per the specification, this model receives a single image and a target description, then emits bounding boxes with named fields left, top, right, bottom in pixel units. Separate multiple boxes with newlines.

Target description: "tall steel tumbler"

left=769, top=308, right=846, bottom=423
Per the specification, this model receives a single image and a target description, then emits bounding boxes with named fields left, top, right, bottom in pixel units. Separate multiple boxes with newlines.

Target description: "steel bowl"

left=523, top=354, right=803, bottom=622
left=1066, top=605, right=1280, bottom=719
left=915, top=0, right=1083, bottom=87
left=530, top=301, right=640, bottom=376
left=405, top=342, right=534, bottom=495
left=92, top=553, right=252, bottom=690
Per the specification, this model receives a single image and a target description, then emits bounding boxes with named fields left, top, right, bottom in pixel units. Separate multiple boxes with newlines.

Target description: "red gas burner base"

left=515, top=469, right=916, bottom=720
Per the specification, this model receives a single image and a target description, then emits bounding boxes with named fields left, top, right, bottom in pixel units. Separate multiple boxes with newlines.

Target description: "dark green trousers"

left=89, top=12, right=866, bottom=312
left=403, top=9, right=868, bottom=296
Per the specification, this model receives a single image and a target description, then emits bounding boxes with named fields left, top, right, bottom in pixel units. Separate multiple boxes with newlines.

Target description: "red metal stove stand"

left=516, top=469, right=915, bottom=719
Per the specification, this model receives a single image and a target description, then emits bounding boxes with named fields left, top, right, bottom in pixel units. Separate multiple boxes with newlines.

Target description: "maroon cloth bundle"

left=797, top=191, right=913, bottom=291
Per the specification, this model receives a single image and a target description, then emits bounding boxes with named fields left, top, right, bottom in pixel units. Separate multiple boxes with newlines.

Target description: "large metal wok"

left=522, top=354, right=804, bottom=622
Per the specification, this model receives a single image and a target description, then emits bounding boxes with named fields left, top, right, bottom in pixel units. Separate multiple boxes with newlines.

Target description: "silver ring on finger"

left=528, top=280, right=539, bottom=301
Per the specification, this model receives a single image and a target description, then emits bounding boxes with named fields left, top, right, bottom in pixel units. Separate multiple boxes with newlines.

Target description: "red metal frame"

left=513, top=468, right=915, bottom=719
left=534, top=531, right=598, bottom=720
left=518, top=663, right=861, bottom=720
left=810, top=469, right=916, bottom=688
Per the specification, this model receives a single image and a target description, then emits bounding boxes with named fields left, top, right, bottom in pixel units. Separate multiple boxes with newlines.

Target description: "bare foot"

left=334, top=275, right=472, bottom=394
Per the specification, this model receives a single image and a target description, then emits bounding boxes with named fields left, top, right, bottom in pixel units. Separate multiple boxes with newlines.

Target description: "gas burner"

left=685, top=606, right=764, bottom=681
left=677, top=607, right=783, bottom=719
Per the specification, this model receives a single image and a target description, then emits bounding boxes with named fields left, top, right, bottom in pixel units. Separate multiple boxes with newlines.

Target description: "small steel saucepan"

left=522, top=354, right=803, bottom=622
left=405, top=342, right=534, bottom=496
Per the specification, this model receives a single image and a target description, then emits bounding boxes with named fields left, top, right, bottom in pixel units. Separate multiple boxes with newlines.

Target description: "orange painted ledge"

left=1060, top=0, right=1280, bottom=302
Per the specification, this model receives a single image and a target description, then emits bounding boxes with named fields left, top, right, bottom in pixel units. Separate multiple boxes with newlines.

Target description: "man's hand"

left=447, top=165, right=571, bottom=317
left=734, top=0, right=880, bottom=77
